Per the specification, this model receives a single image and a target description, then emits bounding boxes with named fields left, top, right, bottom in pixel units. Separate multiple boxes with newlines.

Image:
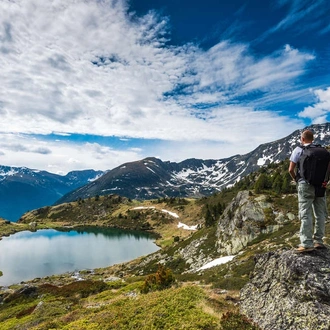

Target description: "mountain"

left=0, top=167, right=104, bottom=221
left=56, top=123, right=330, bottom=204
left=3, top=122, right=330, bottom=220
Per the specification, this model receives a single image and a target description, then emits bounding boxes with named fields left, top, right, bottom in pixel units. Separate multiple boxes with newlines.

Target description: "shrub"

left=16, top=304, right=38, bottom=318
left=39, top=280, right=109, bottom=298
left=165, top=256, right=187, bottom=273
left=173, top=236, right=180, bottom=242
left=141, top=264, right=175, bottom=294
left=220, top=311, right=261, bottom=329
left=263, top=207, right=275, bottom=225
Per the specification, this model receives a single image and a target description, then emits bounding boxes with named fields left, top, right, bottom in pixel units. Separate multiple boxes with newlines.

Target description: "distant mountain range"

left=57, top=123, right=330, bottom=204
left=2, top=123, right=330, bottom=221
left=0, top=168, right=103, bottom=221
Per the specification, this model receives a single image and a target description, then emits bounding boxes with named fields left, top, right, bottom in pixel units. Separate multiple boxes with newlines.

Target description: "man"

left=289, top=129, right=328, bottom=252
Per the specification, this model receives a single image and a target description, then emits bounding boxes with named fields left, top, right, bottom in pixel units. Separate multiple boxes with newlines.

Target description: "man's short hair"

left=302, top=130, right=314, bottom=142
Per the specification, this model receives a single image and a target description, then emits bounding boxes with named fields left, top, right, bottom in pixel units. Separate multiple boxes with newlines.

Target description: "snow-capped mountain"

left=3, top=123, right=330, bottom=220
left=56, top=123, right=330, bottom=204
left=0, top=167, right=103, bottom=221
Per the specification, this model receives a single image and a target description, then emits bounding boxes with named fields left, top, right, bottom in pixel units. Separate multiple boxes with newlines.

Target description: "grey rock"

left=104, top=276, right=122, bottom=282
left=240, top=248, right=330, bottom=330
left=178, top=234, right=213, bottom=272
left=216, top=191, right=282, bottom=255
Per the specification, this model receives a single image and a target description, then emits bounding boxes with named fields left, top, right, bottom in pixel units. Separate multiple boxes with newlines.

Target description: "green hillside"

left=1, top=159, right=330, bottom=329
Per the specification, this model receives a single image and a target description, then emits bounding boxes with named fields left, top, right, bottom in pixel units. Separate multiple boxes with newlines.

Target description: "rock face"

left=240, top=249, right=330, bottom=330
left=216, top=191, right=288, bottom=255
left=177, top=234, right=214, bottom=273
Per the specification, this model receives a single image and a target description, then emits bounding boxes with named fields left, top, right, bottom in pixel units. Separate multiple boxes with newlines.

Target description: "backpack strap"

left=296, top=146, right=305, bottom=181
left=300, top=143, right=321, bottom=149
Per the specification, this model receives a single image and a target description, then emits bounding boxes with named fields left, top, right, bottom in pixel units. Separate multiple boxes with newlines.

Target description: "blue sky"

left=0, top=0, right=329, bottom=174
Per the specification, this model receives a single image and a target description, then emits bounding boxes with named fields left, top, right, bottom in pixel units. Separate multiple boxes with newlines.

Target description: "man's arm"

left=289, top=161, right=296, bottom=181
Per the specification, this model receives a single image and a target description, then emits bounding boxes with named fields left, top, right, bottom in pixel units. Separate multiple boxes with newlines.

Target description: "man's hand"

left=322, top=181, right=328, bottom=188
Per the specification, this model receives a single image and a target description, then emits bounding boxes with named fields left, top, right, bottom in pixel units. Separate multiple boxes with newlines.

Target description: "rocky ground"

left=241, top=247, right=330, bottom=330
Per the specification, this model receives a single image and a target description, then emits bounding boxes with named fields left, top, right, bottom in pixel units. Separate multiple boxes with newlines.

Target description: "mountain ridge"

left=2, top=122, right=330, bottom=221
left=0, top=167, right=103, bottom=221
left=56, top=122, right=330, bottom=204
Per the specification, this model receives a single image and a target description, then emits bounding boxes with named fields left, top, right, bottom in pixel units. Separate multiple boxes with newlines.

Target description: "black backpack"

left=297, top=144, right=330, bottom=186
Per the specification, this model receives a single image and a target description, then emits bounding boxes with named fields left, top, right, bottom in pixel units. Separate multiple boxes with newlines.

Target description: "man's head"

left=301, top=130, right=314, bottom=143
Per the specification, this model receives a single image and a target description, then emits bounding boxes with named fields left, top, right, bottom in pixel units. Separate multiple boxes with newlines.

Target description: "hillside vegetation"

left=1, top=159, right=330, bottom=329
left=18, top=194, right=204, bottom=247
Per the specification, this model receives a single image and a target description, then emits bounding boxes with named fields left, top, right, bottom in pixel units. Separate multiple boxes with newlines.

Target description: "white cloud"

left=241, top=45, right=314, bottom=92
left=154, top=107, right=303, bottom=163
left=0, top=0, right=314, bottom=141
left=0, top=0, right=186, bottom=135
left=0, top=133, right=143, bottom=174
left=299, top=87, right=330, bottom=123
left=0, top=0, right=322, bottom=173
left=0, top=106, right=303, bottom=174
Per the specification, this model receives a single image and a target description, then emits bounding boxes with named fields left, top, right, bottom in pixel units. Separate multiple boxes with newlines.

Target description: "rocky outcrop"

left=177, top=234, right=214, bottom=272
left=216, top=191, right=289, bottom=255
left=240, top=248, right=330, bottom=330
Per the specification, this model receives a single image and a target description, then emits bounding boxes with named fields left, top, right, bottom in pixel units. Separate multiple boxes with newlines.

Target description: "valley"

left=1, top=125, right=330, bottom=328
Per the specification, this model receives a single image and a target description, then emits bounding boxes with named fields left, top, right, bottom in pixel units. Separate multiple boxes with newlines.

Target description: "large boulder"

left=216, top=191, right=284, bottom=255
left=240, top=248, right=330, bottom=330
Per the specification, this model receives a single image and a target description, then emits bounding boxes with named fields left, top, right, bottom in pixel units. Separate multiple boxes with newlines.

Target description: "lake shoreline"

left=0, top=226, right=160, bottom=288
left=0, top=219, right=161, bottom=241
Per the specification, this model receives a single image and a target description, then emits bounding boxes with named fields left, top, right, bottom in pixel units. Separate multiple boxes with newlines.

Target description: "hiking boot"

left=294, top=246, right=315, bottom=253
left=314, top=243, right=327, bottom=249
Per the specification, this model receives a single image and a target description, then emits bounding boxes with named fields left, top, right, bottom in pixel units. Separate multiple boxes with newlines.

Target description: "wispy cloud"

left=256, top=0, right=330, bottom=48
left=0, top=133, right=143, bottom=173
left=0, top=0, right=314, bottom=138
left=272, top=0, right=330, bottom=34
left=299, top=87, right=330, bottom=124
left=0, top=0, right=327, bottom=173
left=182, top=42, right=314, bottom=104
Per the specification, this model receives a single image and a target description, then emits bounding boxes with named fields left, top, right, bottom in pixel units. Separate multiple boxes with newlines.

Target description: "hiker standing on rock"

left=289, top=129, right=330, bottom=253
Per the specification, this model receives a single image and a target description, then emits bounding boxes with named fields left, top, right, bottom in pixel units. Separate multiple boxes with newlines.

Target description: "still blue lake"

left=0, top=227, right=159, bottom=287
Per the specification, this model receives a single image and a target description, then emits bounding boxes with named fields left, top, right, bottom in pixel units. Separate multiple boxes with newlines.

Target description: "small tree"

left=254, top=175, right=265, bottom=194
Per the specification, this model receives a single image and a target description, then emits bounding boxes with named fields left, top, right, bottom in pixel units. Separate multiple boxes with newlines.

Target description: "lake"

left=0, top=227, right=159, bottom=287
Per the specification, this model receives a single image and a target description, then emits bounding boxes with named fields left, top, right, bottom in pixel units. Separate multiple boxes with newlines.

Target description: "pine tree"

left=272, top=174, right=283, bottom=193
left=205, top=206, right=215, bottom=227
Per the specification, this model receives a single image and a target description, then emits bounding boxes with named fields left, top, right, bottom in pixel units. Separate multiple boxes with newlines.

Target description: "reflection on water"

left=0, top=228, right=159, bottom=286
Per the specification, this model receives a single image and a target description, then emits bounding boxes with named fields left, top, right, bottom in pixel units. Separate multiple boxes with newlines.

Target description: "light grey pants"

left=298, top=182, right=327, bottom=248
